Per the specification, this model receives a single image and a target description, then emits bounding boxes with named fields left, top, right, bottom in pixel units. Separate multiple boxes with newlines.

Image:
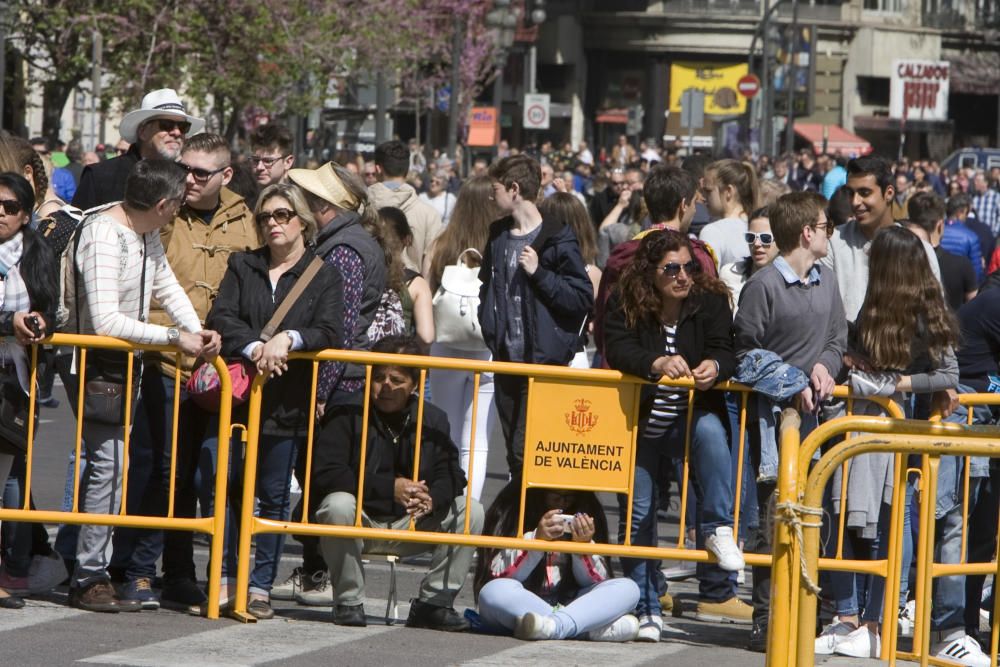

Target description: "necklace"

left=375, top=411, right=411, bottom=445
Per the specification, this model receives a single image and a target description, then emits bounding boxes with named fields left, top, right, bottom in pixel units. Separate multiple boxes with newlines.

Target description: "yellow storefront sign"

left=670, top=62, right=749, bottom=115
left=522, top=378, right=640, bottom=494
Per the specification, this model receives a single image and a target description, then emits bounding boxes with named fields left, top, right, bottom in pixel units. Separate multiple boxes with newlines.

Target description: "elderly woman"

left=206, top=183, right=344, bottom=619
left=603, top=229, right=745, bottom=641
left=0, top=172, right=57, bottom=610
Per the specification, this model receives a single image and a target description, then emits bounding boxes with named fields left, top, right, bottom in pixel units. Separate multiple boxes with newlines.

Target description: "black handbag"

left=74, top=225, right=145, bottom=425
left=0, top=371, right=37, bottom=455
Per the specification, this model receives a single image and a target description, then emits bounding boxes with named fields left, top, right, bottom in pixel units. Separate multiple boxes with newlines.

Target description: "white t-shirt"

left=699, top=216, right=749, bottom=268
left=419, top=192, right=457, bottom=228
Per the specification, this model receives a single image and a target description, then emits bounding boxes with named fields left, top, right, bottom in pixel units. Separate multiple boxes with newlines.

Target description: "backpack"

left=432, top=248, right=484, bottom=351
left=367, top=288, right=407, bottom=345
left=46, top=203, right=115, bottom=331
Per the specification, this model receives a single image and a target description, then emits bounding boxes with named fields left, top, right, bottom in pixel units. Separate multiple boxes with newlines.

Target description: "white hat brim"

left=118, top=109, right=205, bottom=143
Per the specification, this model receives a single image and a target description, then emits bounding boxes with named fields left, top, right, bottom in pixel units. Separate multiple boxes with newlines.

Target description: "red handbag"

left=186, top=359, right=255, bottom=411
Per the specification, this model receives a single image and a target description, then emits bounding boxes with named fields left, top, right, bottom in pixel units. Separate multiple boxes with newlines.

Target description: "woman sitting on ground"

left=473, top=481, right=640, bottom=642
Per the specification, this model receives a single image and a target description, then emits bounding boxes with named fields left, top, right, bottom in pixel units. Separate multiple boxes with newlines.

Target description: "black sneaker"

left=748, top=616, right=768, bottom=653
left=333, top=603, right=367, bottom=627
left=405, top=598, right=469, bottom=632
left=160, top=578, right=207, bottom=609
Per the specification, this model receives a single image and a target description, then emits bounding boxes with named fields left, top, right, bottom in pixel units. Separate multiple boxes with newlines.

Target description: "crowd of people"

left=0, top=87, right=996, bottom=665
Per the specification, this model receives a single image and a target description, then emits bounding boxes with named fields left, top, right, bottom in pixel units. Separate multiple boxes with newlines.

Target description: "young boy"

left=478, top=154, right=593, bottom=477
left=732, top=191, right=848, bottom=650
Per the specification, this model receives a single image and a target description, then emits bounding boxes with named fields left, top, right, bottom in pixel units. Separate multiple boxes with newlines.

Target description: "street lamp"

left=486, top=0, right=520, bottom=151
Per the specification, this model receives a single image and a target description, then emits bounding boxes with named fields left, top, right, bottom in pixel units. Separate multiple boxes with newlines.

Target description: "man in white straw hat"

left=73, top=89, right=204, bottom=211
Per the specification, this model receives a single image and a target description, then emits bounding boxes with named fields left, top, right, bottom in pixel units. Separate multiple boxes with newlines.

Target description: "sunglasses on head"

left=179, top=163, right=227, bottom=182
left=744, top=232, right=774, bottom=246
left=658, top=260, right=699, bottom=278
left=256, top=208, right=297, bottom=226
left=154, top=118, right=192, bottom=134
left=0, top=199, right=22, bottom=216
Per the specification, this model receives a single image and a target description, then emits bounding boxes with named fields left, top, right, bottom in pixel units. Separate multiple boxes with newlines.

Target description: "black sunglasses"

left=0, top=199, right=22, bottom=215
left=256, top=208, right=297, bottom=226
left=658, top=260, right=699, bottom=278
left=180, top=163, right=227, bottom=182
left=155, top=118, right=192, bottom=134
left=744, top=232, right=774, bottom=246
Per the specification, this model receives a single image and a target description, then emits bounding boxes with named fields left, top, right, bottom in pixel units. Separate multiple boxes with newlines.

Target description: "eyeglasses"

left=811, top=221, right=835, bottom=237
left=249, top=155, right=289, bottom=168
left=0, top=199, right=23, bottom=215
left=180, top=163, right=227, bottom=182
left=744, top=232, right=774, bottom=246
left=611, top=180, right=627, bottom=188
left=658, top=260, right=700, bottom=278
left=256, top=208, right=297, bottom=226
left=154, top=118, right=192, bottom=134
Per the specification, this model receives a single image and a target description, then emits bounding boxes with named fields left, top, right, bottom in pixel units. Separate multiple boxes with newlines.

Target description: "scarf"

left=0, top=232, right=32, bottom=393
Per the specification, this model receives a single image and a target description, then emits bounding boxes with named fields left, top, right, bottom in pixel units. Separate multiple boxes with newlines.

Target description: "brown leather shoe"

left=69, top=581, right=122, bottom=613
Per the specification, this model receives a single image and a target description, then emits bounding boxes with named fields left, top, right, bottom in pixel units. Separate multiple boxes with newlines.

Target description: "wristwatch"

left=166, top=327, right=180, bottom=346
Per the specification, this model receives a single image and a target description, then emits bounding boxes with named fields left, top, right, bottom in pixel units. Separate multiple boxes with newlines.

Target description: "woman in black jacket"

left=206, top=182, right=344, bottom=620
left=604, top=229, right=745, bottom=640
left=0, top=172, right=58, bottom=609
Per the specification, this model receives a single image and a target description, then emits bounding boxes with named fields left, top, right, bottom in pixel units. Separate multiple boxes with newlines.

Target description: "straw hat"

left=287, top=162, right=359, bottom=210
left=118, top=89, right=205, bottom=143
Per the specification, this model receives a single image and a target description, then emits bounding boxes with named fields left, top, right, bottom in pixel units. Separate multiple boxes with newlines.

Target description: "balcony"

left=923, top=8, right=968, bottom=28
left=776, top=0, right=845, bottom=21
left=661, top=0, right=763, bottom=16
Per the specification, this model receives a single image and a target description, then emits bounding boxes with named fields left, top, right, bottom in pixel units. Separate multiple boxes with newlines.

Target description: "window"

left=864, top=0, right=906, bottom=12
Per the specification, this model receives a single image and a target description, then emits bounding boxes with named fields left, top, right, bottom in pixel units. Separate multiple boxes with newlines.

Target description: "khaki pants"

left=316, top=492, right=484, bottom=607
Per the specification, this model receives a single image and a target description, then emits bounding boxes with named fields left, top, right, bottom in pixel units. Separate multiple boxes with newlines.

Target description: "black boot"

left=405, top=598, right=468, bottom=632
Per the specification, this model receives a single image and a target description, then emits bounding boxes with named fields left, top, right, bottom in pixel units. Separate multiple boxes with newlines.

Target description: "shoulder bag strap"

left=260, top=256, right=324, bottom=342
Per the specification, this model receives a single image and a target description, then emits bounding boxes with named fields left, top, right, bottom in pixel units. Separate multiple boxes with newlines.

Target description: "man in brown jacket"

left=116, top=133, right=261, bottom=611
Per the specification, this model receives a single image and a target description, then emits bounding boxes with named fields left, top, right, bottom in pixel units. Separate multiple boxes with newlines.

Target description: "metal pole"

left=761, top=0, right=772, bottom=158
left=446, top=16, right=463, bottom=160
left=91, top=30, right=102, bottom=151
left=375, top=71, right=387, bottom=144
left=784, top=0, right=798, bottom=154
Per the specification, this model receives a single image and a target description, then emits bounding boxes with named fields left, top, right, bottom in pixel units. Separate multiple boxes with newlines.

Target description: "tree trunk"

left=42, top=79, right=76, bottom=141
left=223, top=98, right=241, bottom=144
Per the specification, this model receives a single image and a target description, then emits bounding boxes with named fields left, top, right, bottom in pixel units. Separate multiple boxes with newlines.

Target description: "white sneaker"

left=737, top=569, right=746, bottom=585
left=514, top=611, right=557, bottom=640
left=932, top=632, right=991, bottom=667
left=834, top=625, right=881, bottom=659
left=814, top=621, right=856, bottom=655
left=661, top=562, right=697, bottom=581
left=635, top=613, right=663, bottom=642
left=589, top=614, right=640, bottom=642
left=898, top=601, right=915, bottom=638
left=28, top=552, right=68, bottom=594
left=705, top=527, right=745, bottom=572
left=271, top=567, right=304, bottom=601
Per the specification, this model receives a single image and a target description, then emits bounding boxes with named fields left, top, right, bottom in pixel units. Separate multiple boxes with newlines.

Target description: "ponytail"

left=710, top=159, right=758, bottom=217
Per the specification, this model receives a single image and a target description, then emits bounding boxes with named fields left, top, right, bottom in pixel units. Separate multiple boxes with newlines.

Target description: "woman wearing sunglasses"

left=719, top=207, right=779, bottom=311
left=603, top=229, right=746, bottom=641
left=206, top=182, right=344, bottom=619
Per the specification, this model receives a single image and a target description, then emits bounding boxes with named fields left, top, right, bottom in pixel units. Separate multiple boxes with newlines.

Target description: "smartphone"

left=554, top=513, right=575, bottom=534
left=26, top=315, right=41, bottom=338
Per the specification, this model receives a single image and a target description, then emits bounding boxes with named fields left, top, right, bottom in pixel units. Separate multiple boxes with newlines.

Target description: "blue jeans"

left=618, top=409, right=736, bottom=615
left=223, top=433, right=299, bottom=596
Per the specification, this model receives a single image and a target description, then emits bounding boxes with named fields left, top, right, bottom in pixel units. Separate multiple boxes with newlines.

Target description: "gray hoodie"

left=369, top=181, right=443, bottom=271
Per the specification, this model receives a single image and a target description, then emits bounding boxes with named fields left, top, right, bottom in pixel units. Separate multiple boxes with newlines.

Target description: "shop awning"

left=596, top=108, right=628, bottom=124
left=794, top=123, right=873, bottom=157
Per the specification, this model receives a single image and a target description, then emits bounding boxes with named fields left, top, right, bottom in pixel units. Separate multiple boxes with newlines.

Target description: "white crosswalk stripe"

left=459, top=639, right=687, bottom=666
left=0, top=600, right=86, bottom=632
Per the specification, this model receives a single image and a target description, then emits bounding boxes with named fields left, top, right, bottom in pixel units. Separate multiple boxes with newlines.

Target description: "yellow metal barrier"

left=0, top=333, right=234, bottom=620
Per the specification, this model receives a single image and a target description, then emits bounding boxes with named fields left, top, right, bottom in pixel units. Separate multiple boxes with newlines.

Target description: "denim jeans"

left=223, top=433, right=299, bottom=596
left=618, top=409, right=736, bottom=614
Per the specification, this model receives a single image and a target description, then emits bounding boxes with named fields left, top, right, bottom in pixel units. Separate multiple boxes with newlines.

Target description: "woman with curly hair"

left=603, top=229, right=746, bottom=641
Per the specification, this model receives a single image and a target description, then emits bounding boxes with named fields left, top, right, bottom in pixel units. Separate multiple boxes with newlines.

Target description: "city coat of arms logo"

left=565, top=398, right=598, bottom=434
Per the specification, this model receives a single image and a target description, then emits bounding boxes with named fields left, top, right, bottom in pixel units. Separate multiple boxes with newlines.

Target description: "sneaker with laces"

left=121, top=577, right=160, bottom=611
left=815, top=620, right=857, bottom=655
left=294, top=570, right=332, bottom=606
left=27, top=553, right=67, bottom=595
left=588, top=614, right=640, bottom=642
left=705, top=527, right=745, bottom=572
left=271, top=566, right=304, bottom=601
left=834, top=625, right=880, bottom=659
left=514, top=612, right=558, bottom=640
left=635, top=613, right=663, bottom=642
left=695, top=596, right=753, bottom=624
left=898, top=601, right=915, bottom=638
left=932, top=631, right=991, bottom=667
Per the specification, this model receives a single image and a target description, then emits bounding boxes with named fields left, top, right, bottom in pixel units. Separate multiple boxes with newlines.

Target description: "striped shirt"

left=645, top=324, right=689, bottom=438
left=70, top=212, right=201, bottom=344
left=972, top=189, right=1000, bottom=236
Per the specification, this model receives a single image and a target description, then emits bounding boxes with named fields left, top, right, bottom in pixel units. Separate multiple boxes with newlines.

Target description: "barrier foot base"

left=229, top=610, right=258, bottom=624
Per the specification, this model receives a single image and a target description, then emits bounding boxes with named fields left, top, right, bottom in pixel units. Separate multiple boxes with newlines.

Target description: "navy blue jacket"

left=478, top=215, right=593, bottom=366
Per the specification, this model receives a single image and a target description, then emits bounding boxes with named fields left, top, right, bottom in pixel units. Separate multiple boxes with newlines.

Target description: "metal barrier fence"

left=0, top=333, right=235, bottom=619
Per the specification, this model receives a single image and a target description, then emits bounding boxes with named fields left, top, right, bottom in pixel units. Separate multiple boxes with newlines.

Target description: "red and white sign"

left=523, top=93, right=550, bottom=130
left=737, top=74, right=761, bottom=99
left=890, top=59, right=949, bottom=122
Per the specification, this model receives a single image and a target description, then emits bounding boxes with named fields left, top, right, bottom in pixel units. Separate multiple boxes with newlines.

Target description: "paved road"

left=3, top=380, right=918, bottom=665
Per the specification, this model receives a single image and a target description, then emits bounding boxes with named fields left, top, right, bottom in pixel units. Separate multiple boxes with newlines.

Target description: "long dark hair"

left=539, top=192, right=597, bottom=265
left=427, top=176, right=500, bottom=291
left=616, top=229, right=731, bottom=328
left=858, top=226, right=958, bottom=370
left=473, top=481, right=609, bottom=601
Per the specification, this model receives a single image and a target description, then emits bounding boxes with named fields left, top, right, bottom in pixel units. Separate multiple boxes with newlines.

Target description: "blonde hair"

left=256, top=183, right=318, bottom=243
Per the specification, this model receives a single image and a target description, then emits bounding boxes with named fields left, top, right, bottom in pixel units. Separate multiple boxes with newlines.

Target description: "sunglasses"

left=249, top=155, right=289, bottom=168
left=154, top=118, right=192, bottom=134
left=256, top=208, right=297, bottom=226
left=744, top=232, right=774, bottom=246
left=658, top=260, right=700, bottom=278
left=180, top=163, right=227, bottom=182
left=0, top=199, right=23, bottom=215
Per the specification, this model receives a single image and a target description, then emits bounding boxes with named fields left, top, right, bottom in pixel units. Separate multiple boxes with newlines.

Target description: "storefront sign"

left=890, top=59, right=950, bottom=121
left=670, top=62, right=749, bottom=116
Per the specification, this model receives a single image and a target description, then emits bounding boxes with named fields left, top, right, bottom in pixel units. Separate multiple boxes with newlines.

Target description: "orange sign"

left=523, top=378, right=639, bottom=493
left=467, top=107, right=499, bottom=147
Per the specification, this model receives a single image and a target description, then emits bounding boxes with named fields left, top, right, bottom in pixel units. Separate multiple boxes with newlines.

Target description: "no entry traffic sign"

left=738, top=74, right=761, bottom=99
